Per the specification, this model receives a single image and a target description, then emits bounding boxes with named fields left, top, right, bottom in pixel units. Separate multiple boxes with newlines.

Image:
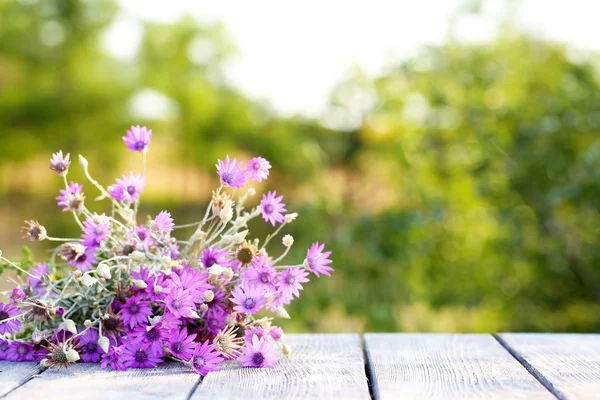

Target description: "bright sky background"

left=106, top=0, right=600, bottom=118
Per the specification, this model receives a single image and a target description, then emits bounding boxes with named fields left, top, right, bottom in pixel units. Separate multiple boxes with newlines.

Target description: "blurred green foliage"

left=1, top=0, right=600, bottom=333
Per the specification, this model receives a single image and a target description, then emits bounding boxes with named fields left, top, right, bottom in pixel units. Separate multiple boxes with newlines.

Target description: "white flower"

left=78, top=155, right=89, bottom=168
left=66, top=348, right=80, bottom=363
left=97, top=264, right=111, bottom=279
left=62, top=319, right=77, bottom=334
left=274, top=306, right=291, bottom=319
left=81, top=274, right=97, bottom=287
left=282, top=234, right=294, bottom=247
left=98, top=336, right=110, bottom=353
left=284, top=213, right=298, bottom=223
left=203, top=290, right=215, bottom=303
left=220, top=200, right=233, bottom=223
left=282, top=344, right=293, bottom=356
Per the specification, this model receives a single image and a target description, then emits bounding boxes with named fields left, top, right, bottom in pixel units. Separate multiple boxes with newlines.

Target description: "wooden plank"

left=498, top=333, right=600, bottom=400
left=191, top=333, right=370, bottom=400
left=0, top=361, right=42, bottom=398
left=364, top=333, right=553, bottom=400
left=5, top=362, right=199, bottom=400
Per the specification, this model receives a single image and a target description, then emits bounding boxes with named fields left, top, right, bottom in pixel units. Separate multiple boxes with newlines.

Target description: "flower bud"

left=185, top=309, right=200, bottom=319
left=153, top=285, right=163, bottom=295
left=84, top=320, right=92, bottom=328
left=223, top=267, right=234, bottom=280
left=282, top=234, right=294, bottom=247
left=130, top=251, right=145, bottom=262
left=282, top=344, right=292, bottom=356
left=199, top=304, right=208, bottom=313
left=118, top=264, right=128, bottom=273
left=81, top=274, right=97, bottom=287
left=78, top=155, right=89, bottom=168
left=220, top=200, right=233, bottom=223
left=221, top=230, right=248, bottom=244
left=66, top=348, right=80, bottom=363
left=73, top=270, right=82, bottom=278
left=274, top=306, right=291, bottom=319
left=284, top=213, right=298, bottom=223
left=134, top=279, right=148, bottom=289
left=247, top=188, right=256, bottom=196
left=97, top=264, right=111, bottom=279
left=10, top=287, right=25, bottom=305
left=203, top=290, right=215, bottom=303
left=208, top=264, right=223, bottom=276
left=98, top=336, right=110, bottom=353
left=62, top=319, right=77, bottom=334
left=55, top=306, right=65, bottom=317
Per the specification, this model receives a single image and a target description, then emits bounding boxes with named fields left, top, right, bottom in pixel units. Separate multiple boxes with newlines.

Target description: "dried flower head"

left=232, top=240, right=258, bottom=268
left=21, top=220, right=47, bottom=242
left=213, top=325, right=244, bottom=359
left=212, top=191, right=231, bottom=212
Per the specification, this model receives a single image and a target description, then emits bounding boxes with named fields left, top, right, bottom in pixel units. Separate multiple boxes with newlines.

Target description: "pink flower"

left=109, top=172, right=145, bottom=204
left=305, top=242, right=333, bottom=277
left=152, top=211, right=174, bottom=233
left=245, top=157, right=271, bottom=182
left=242, top=264, right=278, bottom=293
left=56, top=182, right=85, bottom=212
left=238, top=335, right=277, bottom=368
left=164, top=287, right=198, bottom=319
left=191, top=340, right=223, bottom=375
left=260, top=191, right=286, bottom=226
left=216, top=156, right=246, bottom=188
left=49, top=150, right=71, bottom=176
left=278, top=267, right=309, bottom=298
left=230, top=286, right=267, bottom=315
left=123, top=125, right=152, bottom=152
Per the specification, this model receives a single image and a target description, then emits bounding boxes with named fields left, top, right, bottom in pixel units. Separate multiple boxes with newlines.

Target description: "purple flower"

left=0, top=302, right=21, bottom=336
left=81, top=213, right=109, bottom=248
left=266, top=288, right=293, bottom=312
left=29, top=262, right=48, bottom=287
left=216, top=156, right=246, bottom=188
left=305, top=242, right=333, bottom=277
left=66, top=246, right=97, bottom=272
left=244, top=326, right=269, bottom=343
left=191, top=340, right=223, bottom=376
left=279, top=267, right=309, bottom=298
left=10, top=288, right=25, bottom=305
left=204, top=309, right=227, bottom=335
left=49, top=150, right=71, bottom=176
left=242, top=264, right=278, bottom=293
left=122, top=338, right=163, bottom=369
left=238, top=335, right=277, bottom=368
left=100, top=345, right=126, bottom=371
left=0, top=339, right=9, bottom=360
left=120, top=296, right=152, bottom=329
left=201, top=245, right=233, bottom=269
left=270, top=326, right=284, bottom=341
left=135, top=225, right=153, bottom=249
left=6, top=341, right=34, bottom=362
left=152, top=211, right=174, bottom=233
left=129, top=322, right=168, bottom=356
left=123, top=125, right=152, bottom=152
left=56, top=182, right=85, bottom=212
left=168, top=327, right=197, bottom=361
left=245, top=157, right=271, bottom=182
left=260, top=191, right=286, bottom=226
left=78, top=328, right=104, bottom=363
left=230, top=286, right=267, bottom=315
left=164, top=287, right=198, bottom=319
left=109, top=172, right=145, bottom=204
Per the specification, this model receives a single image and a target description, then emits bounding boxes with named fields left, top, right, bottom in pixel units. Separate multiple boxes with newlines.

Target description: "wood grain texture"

left=0, top=361, right=41, bottom=398
left=191, top=333, right=370, bottom=400
left=364, top=333, right=553, bottom=400
left=498, top=333, right=600, bottom=400
left=5, top=361, right=199, bottom=400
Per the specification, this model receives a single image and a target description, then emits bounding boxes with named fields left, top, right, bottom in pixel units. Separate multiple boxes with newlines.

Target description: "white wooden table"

left=1, top=333, right=599, bottom=399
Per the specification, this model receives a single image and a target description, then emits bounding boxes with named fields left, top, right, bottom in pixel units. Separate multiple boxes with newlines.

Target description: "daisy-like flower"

left=191, top=340, right=224, bottom=376
left=213, top=325, right=244, bottom=359
left=10, top=288, right=25, bottom=305
left=130, top=322, right=168, bottom=356
left=168, top=327, right=197, bottom=361
left=100, top=345, right=126, bottom=371
left=244, top=326, right=269, bottom=343
left=266, top=288, right=293, bottom=312
left=242, top=264, right=278, bottom=293
left=123, top=125, right=152, bottom=152
left=81, top=213, right=109, bottom=248
left=49, top=150, right=71, bottom=176
left=66, top=246, right=97, bottom=272
left=108, top=172, right=145, bottom=204
left=201, top=245, right=233, bottom=269
left=152, top=211, right=174, bottom=233
left=122, top=338, right=163, bottom=369
left=245, top=157, right=271, bottom=182
left=238, top=335, right=278, bottom=368
left=135, top=225, right=153, bottom=249
left=230, top=285, right=267, bottom=315
left=231, top=240, right=259, bottom=270
left=305, top=242, right=333, bottom=277
left=101, top=312, right=125, bottom=339
left=278, top=267, right=310, bottom=298
left=29, top=262, right=48, bottom=287
left=164, top=286, right=198, bottom=319
left=205, top=309, right=227, bottom=335
left=216, top=156, right=246, bottom=188
left=23, top=300, right=52, bottom=322
left=120, top=296, right=152, bottom=329
left=78, top=328, right=104, bottom=363
left=0, top=302, right=22, bottom=335
left=6, top=341, right=34, bottom=362
left=56, top=182, right=85, bottom=212
left=21, top=220, right=47, bottom=242
left=260, top=191, right=286, bottom=226
left=41, top=341, right=78, bottom=369
left=270, top=326, right=284, bottom=341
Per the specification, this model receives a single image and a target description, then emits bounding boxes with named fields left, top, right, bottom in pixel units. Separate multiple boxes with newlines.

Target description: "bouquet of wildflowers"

left=0, top=127, right=333, bottom=375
